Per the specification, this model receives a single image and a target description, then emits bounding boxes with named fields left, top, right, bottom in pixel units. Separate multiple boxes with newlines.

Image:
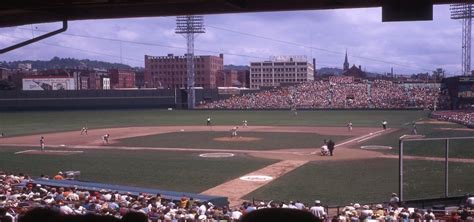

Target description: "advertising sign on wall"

left=22, top=78, right=76, bottom=91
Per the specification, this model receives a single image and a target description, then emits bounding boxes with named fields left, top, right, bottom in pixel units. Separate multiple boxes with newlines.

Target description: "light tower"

left=451, top=4, right=474, bottom=76
left=175, top=15, right=205, bottom=109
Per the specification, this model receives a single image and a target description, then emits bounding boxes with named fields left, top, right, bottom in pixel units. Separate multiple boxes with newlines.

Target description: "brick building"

left=249, top=56, right=314, bottom=89
left=108, top=69, right=136, bottom=88
left=144, top=54, right=224, bottom=89
left=237, top=70, right=250, bottom=88
left=216, top=69, right=250, bottom=88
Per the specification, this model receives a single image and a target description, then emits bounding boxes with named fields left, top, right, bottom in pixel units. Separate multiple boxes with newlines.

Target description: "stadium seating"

left=199, top=80, right=442, bottom=110
left=1, top=172, right=472, bottom=222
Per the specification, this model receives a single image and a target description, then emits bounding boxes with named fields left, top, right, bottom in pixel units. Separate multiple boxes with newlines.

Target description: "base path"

left=201, top=160, right=308, bottom=206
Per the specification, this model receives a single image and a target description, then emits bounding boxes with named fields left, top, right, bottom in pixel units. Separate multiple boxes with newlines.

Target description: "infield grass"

left=111, top=131, right=350, bottom=150
left=0, top=146, right=276, bottom=193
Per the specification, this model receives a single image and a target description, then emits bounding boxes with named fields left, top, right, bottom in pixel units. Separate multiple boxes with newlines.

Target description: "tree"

left=432, top=68, right=445, bottom=81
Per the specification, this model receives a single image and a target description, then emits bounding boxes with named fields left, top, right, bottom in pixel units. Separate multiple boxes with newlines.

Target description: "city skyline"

left=0, top=5, right=465, bottom=75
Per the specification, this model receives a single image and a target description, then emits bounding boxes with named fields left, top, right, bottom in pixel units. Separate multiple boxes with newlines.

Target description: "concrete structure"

left=144, top=54, right=224, bottom=89
left=249, top=56, right=314, bottom=89
left=108, top=69, right=136, bottom=88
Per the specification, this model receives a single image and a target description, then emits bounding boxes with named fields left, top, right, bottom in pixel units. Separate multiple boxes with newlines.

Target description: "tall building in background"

left=343, top=50, right=350, bottom=72
left=249, top=56, right=314, bottom=89
left=144, top=54, right=223, bottom=89
left=108, top=69, right=136, bottom=88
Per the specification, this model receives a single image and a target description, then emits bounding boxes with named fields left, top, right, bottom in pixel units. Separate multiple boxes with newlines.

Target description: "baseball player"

left=411, top=122, right=418, bottom=135
left=40, top=136, right=45, bottom=151
left=320, top=142, right=329, bottom=156
left=231, top=127, right=238, bottom=138
left=291, top=107, right=298, bottom=116
left=347, top=122, right=353, bottom=131
left=102, top=134, right=110, bottom=144
left=81, top=126, right=88, bottom=135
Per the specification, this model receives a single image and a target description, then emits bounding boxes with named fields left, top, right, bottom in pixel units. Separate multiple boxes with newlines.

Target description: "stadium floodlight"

left=175, top=15, right=205, bottom=109
left=450, top=4, right=474, bottom=76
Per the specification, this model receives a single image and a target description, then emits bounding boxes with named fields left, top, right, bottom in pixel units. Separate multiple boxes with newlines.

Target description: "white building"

left=249, top=56, right=314, bottom=89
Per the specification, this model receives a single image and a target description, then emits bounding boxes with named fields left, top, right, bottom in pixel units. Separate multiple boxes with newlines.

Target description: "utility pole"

left=175, top=15, right=205, bottom=109
left=451, top=4, right=474, bottom=76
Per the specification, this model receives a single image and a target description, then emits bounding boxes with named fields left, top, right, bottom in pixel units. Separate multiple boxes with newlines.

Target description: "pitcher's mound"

left=214, top=137, right=262, bottom=142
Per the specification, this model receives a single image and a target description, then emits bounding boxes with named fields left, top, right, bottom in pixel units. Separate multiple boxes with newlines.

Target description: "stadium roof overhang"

left=0, top=0, right=472, bottom=28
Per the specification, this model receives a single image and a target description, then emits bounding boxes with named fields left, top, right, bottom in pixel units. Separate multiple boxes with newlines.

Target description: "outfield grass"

left=0, top=147, right=276, bottom=193
left=0, top=109, right=430, bottom=136
left=112, top=131, right=349, bottom=150
left=359, top=123, right=474, bottom=158
left=244, top=158, right=474, bottom=205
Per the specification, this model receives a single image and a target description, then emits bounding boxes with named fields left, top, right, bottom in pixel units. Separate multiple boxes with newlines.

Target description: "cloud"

left=0, top=5, right=465, bottom=75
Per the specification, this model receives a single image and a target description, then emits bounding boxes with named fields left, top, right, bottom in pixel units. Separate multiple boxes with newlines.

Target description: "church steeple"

left=343, top=49, right=349, bottom=71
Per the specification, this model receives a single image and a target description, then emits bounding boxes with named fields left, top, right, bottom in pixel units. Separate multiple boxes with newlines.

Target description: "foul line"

left=14, top=150, right=35, bottom=154
left=357, top=132, right=383, bottom=143
left=335, top=129, right=387, bottom=147
left=14, top=150, right=84, bottom=154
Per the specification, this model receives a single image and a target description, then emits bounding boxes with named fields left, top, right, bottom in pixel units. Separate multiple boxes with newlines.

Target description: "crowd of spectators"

left=1, top=171, right=247, bottom=222
left=1, top=172, right=473, bottom=222
left=431, top=110, right=474, bottom=127
left=199, top=80, right=443, bottom=110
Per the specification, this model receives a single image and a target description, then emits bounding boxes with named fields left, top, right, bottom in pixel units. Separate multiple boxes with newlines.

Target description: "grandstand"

left=199, top=79, right=442, bottom=110
left=1, top=172, right=473, bottom=221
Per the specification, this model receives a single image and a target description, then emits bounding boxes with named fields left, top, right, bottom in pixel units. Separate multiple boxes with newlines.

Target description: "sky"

left=0, top=5, right=465, bottom=75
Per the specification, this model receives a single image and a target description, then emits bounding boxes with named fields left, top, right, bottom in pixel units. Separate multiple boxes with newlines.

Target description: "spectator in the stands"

left=309, top=200, right=326, bottom=220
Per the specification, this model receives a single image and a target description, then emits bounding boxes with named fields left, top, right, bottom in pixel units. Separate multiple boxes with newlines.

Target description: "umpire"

left=327, top=139, right=335, bottom=156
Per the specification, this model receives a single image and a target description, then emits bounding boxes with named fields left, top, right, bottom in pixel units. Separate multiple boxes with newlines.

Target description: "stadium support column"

left=445, top=139, right=449, bottom=198
left=399, top=139, right=404, bottom=202
left=451, top=4, right=473, bottom=76
left=186, top=33, right=195, bottom=109
left=176, top=15, right=205, bottom=109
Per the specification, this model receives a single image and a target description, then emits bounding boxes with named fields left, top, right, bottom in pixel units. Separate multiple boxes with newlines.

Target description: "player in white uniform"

left=40, top=136, right=45, bottom=151
left=81, top=127, right=88, bottom=135
left=320, top=144, right=329, bottom=156
left=231, top=127, right=238, bottom=138
left=102, top=134, right=110, bottom=144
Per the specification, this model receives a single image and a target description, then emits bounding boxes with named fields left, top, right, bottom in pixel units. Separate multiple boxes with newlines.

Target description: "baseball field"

left=0, top=109, right=473, bottom=206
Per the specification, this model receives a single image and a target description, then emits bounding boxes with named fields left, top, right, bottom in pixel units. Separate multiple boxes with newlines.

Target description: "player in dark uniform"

left=327, top=139, right=335, bottom=156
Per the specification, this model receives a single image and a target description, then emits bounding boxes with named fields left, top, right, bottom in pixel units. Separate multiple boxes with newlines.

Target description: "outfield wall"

left=0, top=89, right=237, bottom=110
left=0, top=90, right=178, bottom=110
